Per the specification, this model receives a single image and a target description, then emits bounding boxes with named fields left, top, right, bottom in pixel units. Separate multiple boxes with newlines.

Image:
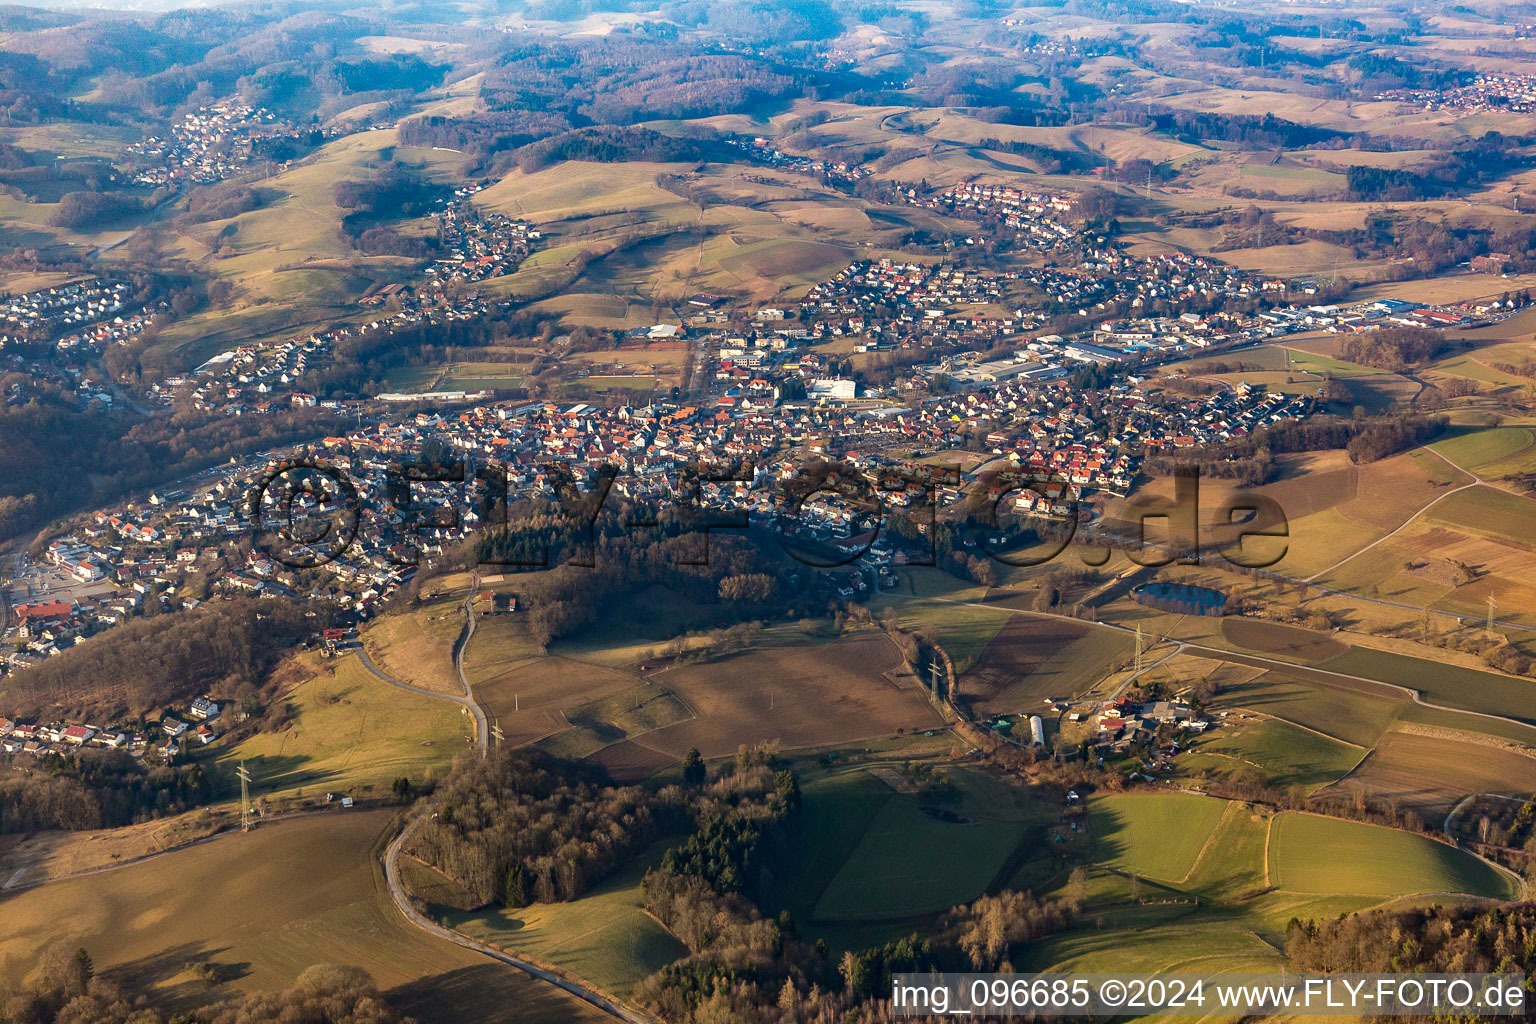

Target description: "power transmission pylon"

left=237, top=761, right=253, bottom=832
left=1488, top=595, right=1497, bottom=634
left=1134, top=625, right=1146, bottom=675
left=491, top=721, right=504, bottom=747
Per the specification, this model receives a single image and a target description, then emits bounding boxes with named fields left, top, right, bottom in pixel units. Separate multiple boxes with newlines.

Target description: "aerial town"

left=6, top=4, right=1536, bottom=1021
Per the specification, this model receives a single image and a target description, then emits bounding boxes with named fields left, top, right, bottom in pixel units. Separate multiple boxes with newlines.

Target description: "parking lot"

left=3, top=554, right=117, bottom=616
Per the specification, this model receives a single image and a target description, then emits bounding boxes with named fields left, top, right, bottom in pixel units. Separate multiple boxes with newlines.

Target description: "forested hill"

left=3, top=597, right=328, bottom=719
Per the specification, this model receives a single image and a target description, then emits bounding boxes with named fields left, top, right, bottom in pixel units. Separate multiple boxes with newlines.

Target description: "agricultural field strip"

left=1244, top=710, right=1368, bottom=751
left=1261, top=815, right=1273, bottom=889
left=1175, top=802, right=1245, bottom=885
left=1266, top=811, right=1521, bottom=899
left=0, top=807, right=343, bottom=895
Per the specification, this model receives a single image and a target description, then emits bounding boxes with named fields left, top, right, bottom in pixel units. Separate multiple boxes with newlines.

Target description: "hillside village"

left=1376, top=71, right=1536, bottom=113
left=0, top=665, right=225, bottom=765
left=123, top=103, right=341, bottom=187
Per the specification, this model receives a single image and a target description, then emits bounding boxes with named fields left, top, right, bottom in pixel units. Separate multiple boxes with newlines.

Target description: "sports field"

left=1268, top=812, right=1517, bottom=898
left=384, top=361, right=525, bottom=393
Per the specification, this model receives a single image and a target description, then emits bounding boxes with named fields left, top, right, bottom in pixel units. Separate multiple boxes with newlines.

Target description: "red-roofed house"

left=15, top=601, right=71, bottom=626
left=62, top=725, right=95, bottom=745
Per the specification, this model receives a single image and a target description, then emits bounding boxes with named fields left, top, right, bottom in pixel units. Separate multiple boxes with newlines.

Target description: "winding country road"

left=352, top=644, right=488, bottom=756
left=383, top=823, right=656, bottom=1024
left=452, top=573, right=489, bottom=757
left=1444, top=792, right=1528, bottom=842
left=357, top=576, right=652, bottom=1021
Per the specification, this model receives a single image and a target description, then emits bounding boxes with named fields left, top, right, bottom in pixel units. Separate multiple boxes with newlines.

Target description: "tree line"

left=636, top=749, right=1080, bottom=1024
left=479, top=38, right=802, bottom=132
left=510, top=126, right=736, bottom=175
left=0, top=751, right=213, bottom=832
left=1286, top=902, right=1535, bottom=977
left=1338, top=327, right=1450, bottom=370
left=1145, top=412, right=1449, bottom=483
left=0, top=955, right=414, bottom=1024
left=462, top=508, right=815, bottom=649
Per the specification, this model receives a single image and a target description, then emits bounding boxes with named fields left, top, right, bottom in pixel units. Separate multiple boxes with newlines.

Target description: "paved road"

left=383, top=821, right=655, bottom=1024
left=352, top=643, right=487, bottom=755
left=1439, top=793, right=1530, bottom=898
left=452, top=573, right=490, bottom=757
left=89, top=190, right=179, bottom=258
left=1444, top=792, right=1528, bottom=842
left=1178, top=642, right=1536, bottom=736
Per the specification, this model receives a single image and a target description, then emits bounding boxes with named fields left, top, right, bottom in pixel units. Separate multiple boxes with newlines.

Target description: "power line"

left=237, top=761, right=253, bottom=832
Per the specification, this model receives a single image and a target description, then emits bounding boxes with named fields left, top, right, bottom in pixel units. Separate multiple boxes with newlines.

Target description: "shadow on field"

left=106, top=940, right=251, bottom=1007
left=387, top=964, right=602, bottom=1024
left=1090, top=806, right=1128, bottom=868
left=220, top=753, right=340, bottom=791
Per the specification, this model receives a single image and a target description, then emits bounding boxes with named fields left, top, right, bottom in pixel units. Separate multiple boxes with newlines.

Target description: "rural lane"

left=452, top=573, right=490, bottom=757
left=352, top=645, right=488, bottom=757
left=383, top=821, right=657, bottom=1024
